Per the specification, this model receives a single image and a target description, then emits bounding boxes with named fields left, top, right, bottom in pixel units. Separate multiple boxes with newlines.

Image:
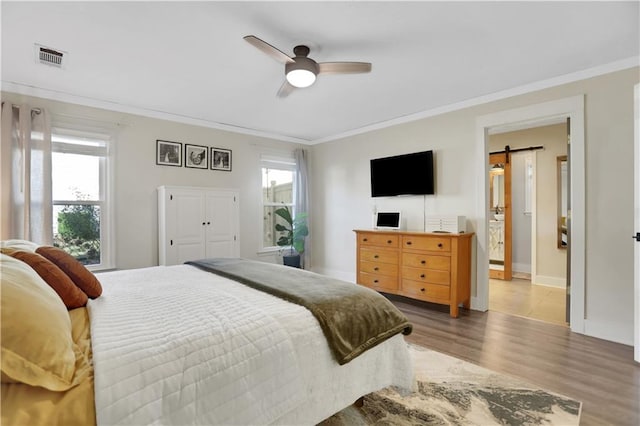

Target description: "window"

left=261, top=154, right=296, bottom=251
left=52, top=127, right=113, bottom=270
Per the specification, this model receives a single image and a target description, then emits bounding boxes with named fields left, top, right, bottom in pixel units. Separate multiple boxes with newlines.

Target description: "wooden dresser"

left=354, top=229, right=474, bottom=318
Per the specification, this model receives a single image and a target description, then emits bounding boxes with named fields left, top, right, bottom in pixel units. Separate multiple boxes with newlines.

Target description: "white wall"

left=310, top=113, right=478, bottom=280
left=310, top=67, right=639, bottom=345
left=1, top=92, right=303, bottom=270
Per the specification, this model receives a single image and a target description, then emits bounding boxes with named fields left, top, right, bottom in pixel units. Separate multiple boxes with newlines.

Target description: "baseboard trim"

left=584, top=319, right=633, bottom=346
left=313, top=267, right=356, bottom=283
left=512, top=263, right=532, bottom=274
left=534, top=275, right=566, bottom=288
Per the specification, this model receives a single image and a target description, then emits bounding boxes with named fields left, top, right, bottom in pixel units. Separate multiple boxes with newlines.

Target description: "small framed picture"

left=185, top=144, right=208, bottom=169
left=156, top=140, right=182, bottom=167
left=211, top=147, right=232, bottom=171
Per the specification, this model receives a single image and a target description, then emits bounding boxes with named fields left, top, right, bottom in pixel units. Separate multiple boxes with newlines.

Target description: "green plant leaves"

left=273, top=205, right=308, bottom=254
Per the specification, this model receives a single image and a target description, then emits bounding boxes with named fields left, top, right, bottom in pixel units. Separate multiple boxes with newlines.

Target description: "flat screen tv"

left=370, top=150, right=435, bottom=197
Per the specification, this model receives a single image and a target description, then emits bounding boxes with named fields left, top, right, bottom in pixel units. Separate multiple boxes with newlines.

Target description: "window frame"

left=51, top=124, right=115, bottom=271
left=260, top=154, right=297, bottom=254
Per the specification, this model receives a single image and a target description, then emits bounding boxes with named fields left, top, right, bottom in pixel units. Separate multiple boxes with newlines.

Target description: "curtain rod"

left=1, top=102, right=42, bottom=114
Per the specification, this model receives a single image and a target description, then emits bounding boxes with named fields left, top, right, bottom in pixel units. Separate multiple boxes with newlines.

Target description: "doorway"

left=474, top=95, right=585, bottom=335
left=486, top=125, right=568, bottom=326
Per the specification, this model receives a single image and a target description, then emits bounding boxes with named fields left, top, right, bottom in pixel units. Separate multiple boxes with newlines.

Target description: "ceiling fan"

left=243, top=35, right=372, bottom=98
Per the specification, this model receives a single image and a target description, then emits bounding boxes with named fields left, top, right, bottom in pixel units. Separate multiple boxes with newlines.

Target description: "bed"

left=1, top=242, right=414, bottom=425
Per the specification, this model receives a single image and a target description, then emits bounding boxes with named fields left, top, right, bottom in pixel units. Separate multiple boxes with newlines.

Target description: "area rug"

left=321, top=345, right=581, bottom=425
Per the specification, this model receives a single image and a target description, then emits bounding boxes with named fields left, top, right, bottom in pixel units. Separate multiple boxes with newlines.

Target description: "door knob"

left=634, top=232, right=640, bottom=242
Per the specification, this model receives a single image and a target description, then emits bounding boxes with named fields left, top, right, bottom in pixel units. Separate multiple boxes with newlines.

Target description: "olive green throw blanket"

left=186, top=258, right=412, bottom=365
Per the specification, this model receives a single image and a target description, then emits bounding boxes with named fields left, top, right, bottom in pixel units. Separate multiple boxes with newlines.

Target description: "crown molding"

left=311, top=56, right=640, bottom=144
left=3, top=56, right=637, bottom=146
left=0, top=81, right=311, bottom=145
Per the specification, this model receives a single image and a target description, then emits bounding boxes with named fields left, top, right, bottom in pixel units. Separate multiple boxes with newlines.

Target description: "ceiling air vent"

left=34, top=44, right=66, bottom=68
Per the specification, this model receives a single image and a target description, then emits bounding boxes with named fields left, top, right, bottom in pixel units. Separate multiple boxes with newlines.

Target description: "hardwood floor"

left=389, top=295, right=640, bottom=426
left=489, top=277, right=567, bottom=326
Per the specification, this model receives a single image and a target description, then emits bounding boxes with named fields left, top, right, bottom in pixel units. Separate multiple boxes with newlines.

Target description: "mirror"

left=489, top=165, right=505, bottom=213
left=557, top=155, right=568, bottom=249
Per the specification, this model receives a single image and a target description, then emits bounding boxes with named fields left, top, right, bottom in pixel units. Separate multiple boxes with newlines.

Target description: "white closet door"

left=173, top=189, right=207, bottom=264
left=204, top=191, right=239, bottom=258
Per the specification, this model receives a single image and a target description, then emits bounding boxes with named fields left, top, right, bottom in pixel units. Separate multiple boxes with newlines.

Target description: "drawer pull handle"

left=374, top=267, right=379, bottom=271
left=374, top=279, right=379, bottom=283
left=406, top=241, right=412, bottom=245
left=420, top=274, right=425, bottom=278
left=363, top=238, right=368, bottom=242
left=421, top=260, right=426, bottom=264
left=420, top=288, right=425, bottom=292
left=374, top=255, right=379, bottom=259
left=438, top=243, right=443, bottom=248
left=387, top=240, right=392, bottom=244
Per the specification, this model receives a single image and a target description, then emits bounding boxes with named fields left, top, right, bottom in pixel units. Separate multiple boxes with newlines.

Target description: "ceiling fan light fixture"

left=285, top=55, right=319, bottom=88
left=286, top=69, right=316, bottom=88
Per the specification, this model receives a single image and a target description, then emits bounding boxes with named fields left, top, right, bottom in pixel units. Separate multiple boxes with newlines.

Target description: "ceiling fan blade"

left=277, top=80, right=296, bottom=98
left=318, top=62, right=372, bottom=75
left=243, top=35, right=294, bottom=64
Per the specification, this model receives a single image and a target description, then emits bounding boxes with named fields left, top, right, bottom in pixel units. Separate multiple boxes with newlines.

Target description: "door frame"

left=474, top=95, right=585, bottom=334
left=634, top=83, right=639, bottom=362
left=488, top=152, right=512, bottom=281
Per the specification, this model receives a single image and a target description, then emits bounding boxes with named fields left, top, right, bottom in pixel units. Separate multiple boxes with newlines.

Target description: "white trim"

left=51, top=121, right=116, bottom=271
left=313, top=56, right=637, bottom=144
left=3, top=57, right=637, bottom=146
left=533, top=276, right=566, bottom=289
left=585, top=319, right=634, bottom=346
left=312, top=267, right=356, bottom=283
left=512, top=262, right=531, bottom=275
left=1, top=81, right=309, bottom=145
left=634, top=83, right=639, bottom=362
left=530, top=153, right=538, bottom=286
left=475, top=95, right=585, bottom=336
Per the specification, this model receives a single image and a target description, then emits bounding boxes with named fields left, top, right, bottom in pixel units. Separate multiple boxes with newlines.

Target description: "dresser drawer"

left=401, top=266, right=450, bottom=285
left=358, top=233, right=399, bottom=248
left=359, top=272, right=398, bottom=292
left=402, top=235, right=450, bottom=252
left=360, top=260, right=398, bottom=277
left=402, top=253, right=450, bottom=271
left=360, top=247, right=398, bottom=264
left=401, top=280, right=450, bottom=302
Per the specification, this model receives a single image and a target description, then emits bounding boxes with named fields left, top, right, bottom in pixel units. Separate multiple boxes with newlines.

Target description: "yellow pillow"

left=0, top=254, right=78, bottom=391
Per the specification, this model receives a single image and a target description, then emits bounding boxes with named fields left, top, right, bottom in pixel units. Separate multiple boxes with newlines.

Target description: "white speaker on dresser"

left=425, top=215, right=467, bottom=233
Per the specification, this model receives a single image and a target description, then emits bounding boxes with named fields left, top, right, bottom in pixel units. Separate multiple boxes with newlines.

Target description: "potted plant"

left=274, top=205, right=308, bottom=268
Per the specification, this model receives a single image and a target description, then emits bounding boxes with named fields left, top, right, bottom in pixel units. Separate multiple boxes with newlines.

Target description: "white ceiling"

left=2, top=1, right=638, bottom=144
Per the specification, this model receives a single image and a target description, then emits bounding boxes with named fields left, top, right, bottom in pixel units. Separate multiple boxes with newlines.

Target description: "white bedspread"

left=89, top=264, right=413, bottom=425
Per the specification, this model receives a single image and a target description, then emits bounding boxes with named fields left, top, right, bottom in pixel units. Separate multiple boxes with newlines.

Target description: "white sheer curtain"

left=0, top=102, right=52, bottom=244
left=294, top=148, right=309, bottom=268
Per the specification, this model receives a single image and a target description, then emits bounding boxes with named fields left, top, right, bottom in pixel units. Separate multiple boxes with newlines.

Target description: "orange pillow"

left=3, top=249, right=88, bottom=309
left=36, top=246, right=102, bottom=299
